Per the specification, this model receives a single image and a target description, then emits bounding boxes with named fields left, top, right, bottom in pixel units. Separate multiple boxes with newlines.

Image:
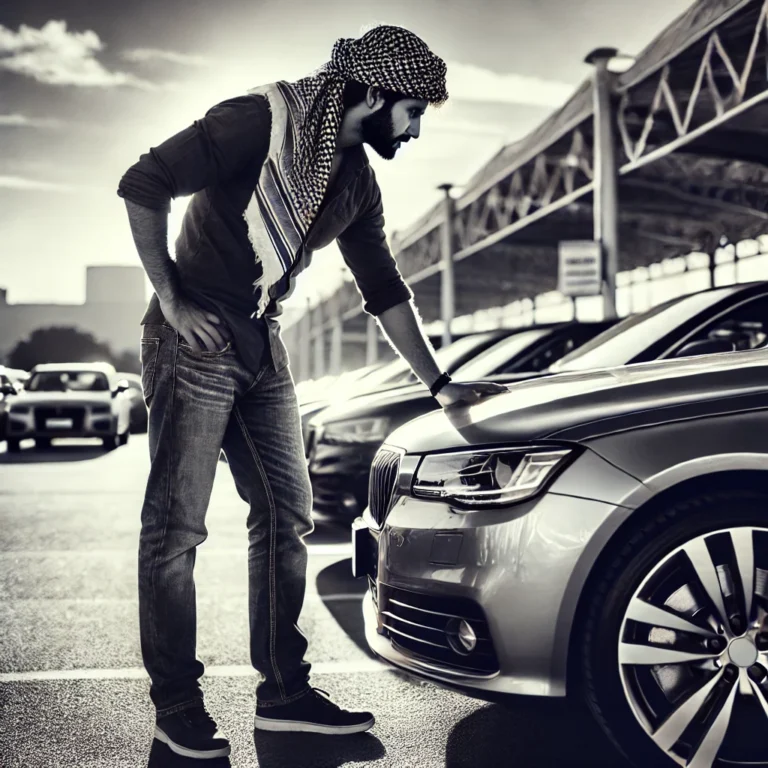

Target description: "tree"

left=8, top=327, right=117, bottom=371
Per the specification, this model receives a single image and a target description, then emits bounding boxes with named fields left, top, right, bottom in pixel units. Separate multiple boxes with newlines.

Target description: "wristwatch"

left=430, top=371, right=452, bottom=398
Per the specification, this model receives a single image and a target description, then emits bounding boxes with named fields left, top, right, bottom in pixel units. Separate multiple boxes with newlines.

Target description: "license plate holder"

left=351, top=519, right=376, bottom=580
left=45, top=418, right=73, bottom=429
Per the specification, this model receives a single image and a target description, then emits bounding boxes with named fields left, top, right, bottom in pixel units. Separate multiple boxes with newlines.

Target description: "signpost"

left=558, top=240, right=603, bottom=297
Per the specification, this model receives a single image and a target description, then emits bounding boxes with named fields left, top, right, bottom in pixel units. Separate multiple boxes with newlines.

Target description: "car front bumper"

left=356, top=451, right=642, bottom=698
left=7, top=406, right=117, bottom=439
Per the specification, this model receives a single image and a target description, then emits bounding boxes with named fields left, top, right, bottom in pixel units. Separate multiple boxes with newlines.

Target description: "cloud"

left=446, top=61, right=573, bottom=108
left=0, top=114, right=64, bottom=129
left=0, top=175, right=81, bottom=192
left=122, top=48, right=214, bottom=67
left=0, top=20, right=155, bottom=89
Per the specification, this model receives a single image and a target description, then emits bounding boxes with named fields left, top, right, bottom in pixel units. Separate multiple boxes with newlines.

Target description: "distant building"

left=0, top=266, right=148, bottom=364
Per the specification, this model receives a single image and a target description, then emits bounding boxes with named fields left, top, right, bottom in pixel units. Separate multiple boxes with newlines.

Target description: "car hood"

left=385, top=350, right=768, bottom=453
left=11, top=391, right=114, bottom=406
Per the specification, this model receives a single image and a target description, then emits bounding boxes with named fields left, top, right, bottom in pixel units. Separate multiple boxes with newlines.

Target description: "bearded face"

left=360, top=97, right=426, bottom=160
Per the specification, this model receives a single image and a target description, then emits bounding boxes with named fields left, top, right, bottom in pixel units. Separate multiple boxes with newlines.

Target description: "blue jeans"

left=138, top=323, right=314, bottom=717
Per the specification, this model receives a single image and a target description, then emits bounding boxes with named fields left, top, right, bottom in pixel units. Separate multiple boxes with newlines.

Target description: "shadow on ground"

left=0, top=440, right=109, bottom=464
left=147, top=740, right=231, bottom=767
left=445, top=697, right=628, bottom=768
left=253, top=729, right=385, bottom=768
left=315, top=558, right=370, bottom=656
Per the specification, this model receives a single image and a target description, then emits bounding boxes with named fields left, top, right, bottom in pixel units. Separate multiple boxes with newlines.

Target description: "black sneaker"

left=154, top=704, right=231, bottom=760
left=254, top=688, right=375, bottom=735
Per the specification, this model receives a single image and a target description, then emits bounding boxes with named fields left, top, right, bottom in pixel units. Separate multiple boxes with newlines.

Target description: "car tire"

left=581, top=490, right=768, bottom=768
left=103, top=435, right=119, bottom=451
left=7, top=438, right=21, bottom=453
left=118, top=430, right=129, bottom=447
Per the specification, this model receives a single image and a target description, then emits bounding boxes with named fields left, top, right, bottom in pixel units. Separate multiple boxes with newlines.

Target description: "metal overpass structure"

left=283, top=0, right=768, bottom=382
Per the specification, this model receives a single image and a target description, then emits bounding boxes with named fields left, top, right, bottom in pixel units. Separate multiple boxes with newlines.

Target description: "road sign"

left=558, top=241, right=602, bottom=297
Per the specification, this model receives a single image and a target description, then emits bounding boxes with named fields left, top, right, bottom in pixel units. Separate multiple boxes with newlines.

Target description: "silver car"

left=6, top=362, right=132, bottom=452
left=354, top=348, right=768, bottom=768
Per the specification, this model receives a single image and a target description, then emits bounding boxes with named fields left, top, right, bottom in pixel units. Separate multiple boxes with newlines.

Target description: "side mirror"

left=114, top=379, right=130, bottom=396
left=675, top=339, right=735, bottom=358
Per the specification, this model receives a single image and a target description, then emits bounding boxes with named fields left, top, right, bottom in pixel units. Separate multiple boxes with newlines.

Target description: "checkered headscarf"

left=281, top=25, right=449, bottom=227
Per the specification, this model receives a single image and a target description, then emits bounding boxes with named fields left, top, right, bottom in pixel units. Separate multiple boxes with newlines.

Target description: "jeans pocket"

left=140, top=338, right=160, bottom=405
left=178, top=339, right=233, bottom=358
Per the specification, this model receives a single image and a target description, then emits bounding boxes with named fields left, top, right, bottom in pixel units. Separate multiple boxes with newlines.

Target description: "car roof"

left=31, top=362, right=116, bottom=374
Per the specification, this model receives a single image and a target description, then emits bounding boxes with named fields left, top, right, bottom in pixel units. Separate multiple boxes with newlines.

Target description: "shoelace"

left=184, top=705, right=218, bottom=732
left=311, top=687, right=343, bottom=710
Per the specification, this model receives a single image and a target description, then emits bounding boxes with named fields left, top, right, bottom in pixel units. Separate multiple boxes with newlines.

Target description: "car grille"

left=379, top=584, right=499, bottom=675
left=34, top=407, right=85, bottom=431
left=368, top=449, right=401, bottom=528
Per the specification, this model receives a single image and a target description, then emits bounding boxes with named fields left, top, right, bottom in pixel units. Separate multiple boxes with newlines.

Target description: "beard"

left=360, top=103, right=409, bottom=160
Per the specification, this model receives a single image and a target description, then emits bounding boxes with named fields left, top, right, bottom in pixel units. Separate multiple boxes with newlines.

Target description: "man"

left=119, top=24, right=505, bottom=760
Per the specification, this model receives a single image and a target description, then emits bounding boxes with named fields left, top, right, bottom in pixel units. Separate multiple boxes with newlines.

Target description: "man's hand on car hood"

left=435, top=381, right=508, bottom=409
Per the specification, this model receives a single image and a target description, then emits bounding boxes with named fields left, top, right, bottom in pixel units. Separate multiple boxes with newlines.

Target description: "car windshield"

left=549, top=285, right=745, bottom=373
left=28, top=371, right=110, bottom=392
left=452, top=329, right=551, bottom=379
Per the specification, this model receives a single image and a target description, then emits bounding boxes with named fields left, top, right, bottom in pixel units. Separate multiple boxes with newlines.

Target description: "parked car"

left=118, top=372, right=148, bottom=434
left=310, top=281, right=768, bottom=519
left=5, top=362, right=132, bottom=452
left=308, top=321, right=613, bottom=517
left=354, top=345, right=768, bottom=768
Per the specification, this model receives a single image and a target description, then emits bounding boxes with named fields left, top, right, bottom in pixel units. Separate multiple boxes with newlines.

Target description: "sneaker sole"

left=154, top=726, right=231, bottom=759
left=253, top=715, right=375, bottom=735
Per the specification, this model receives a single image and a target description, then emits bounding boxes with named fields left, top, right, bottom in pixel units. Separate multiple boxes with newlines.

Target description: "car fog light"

left=458, top=620, right=477, bottom=652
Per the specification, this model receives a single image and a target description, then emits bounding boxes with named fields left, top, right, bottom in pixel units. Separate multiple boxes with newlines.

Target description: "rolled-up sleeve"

left=337, top=171, right=413, bottom=316
left=117, top=95, right=269, bottom=212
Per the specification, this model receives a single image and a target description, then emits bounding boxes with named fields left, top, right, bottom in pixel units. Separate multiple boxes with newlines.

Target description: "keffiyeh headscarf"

left=244, top=25, right=448, bottom=317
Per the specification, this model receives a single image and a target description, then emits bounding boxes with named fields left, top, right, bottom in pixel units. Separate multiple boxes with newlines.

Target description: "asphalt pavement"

left=0, top=434, right=630, bottom=767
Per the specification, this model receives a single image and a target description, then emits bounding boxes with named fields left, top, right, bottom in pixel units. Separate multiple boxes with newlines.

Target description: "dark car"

left=354, top=343, right=768, bottom=768
left=310, top=280, right=768, bottom=520
left=307, top=321, right=613, bottom=517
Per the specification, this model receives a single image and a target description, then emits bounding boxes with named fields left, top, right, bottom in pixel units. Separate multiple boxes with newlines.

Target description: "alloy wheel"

left=618, top=526, right=768, bottom=767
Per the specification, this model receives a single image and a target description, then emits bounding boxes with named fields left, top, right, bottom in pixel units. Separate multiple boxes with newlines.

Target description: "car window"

left=550, top=285, right=748, bottom=373
left=453, top=330, right=551, bottom=379
left=28, top=371, right=110, bottom=392
left=666, top=294, right=768, bottom=357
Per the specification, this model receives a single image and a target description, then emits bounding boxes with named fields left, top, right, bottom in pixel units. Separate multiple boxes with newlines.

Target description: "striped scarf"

left=244, top=25, right=448, bottom=318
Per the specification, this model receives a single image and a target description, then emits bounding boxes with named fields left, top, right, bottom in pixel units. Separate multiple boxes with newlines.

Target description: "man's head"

left=341, top=80, right=427, bottom=159
left=329, top=25, right=447, bottom=158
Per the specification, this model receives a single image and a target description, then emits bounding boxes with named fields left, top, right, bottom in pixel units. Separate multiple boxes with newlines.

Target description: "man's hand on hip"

left=160, top=294, right=230, bottom=353
left=435, top=381, right=508, bottom=409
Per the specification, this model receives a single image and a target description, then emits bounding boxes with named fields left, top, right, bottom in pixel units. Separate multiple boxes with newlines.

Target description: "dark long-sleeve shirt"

left=117, top=93, right=412, bottom=374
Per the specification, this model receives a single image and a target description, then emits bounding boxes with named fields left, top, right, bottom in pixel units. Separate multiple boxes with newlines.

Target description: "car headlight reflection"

left=321, top=417, right=390, bottom=445
left=412, top=447, right=573, bottom=507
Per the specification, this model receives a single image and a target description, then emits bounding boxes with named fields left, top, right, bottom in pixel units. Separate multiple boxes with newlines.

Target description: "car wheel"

left=118, top=430, right=130, bottom=447
left=7, top=438, right=21, bottom=453
left=582, top=491, right=768, bottom=768
left=102, top=435, right=119, bottom=451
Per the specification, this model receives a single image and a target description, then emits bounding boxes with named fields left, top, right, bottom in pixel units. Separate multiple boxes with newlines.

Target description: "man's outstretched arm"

left=337, top=177, right=505, bottom=408
left=376, top=300, right=506, bottom=408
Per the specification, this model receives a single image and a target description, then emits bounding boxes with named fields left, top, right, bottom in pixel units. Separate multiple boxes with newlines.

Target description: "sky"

left=0, top=0, right=695, bottom=310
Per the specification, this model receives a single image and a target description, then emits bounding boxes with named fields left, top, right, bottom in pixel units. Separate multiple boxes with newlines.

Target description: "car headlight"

left=412, top=447, right=573, bottom=507
left=321, top=417, right=390, bottom=445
